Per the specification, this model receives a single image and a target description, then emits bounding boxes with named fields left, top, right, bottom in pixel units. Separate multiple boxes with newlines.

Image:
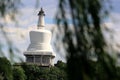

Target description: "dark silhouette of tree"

left=0, top=57, right=13, bottom=80
left=56, top=0, right=120, bottom=80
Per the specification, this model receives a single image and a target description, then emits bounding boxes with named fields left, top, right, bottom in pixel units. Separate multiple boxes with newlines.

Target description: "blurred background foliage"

left=56, top=0, right=120, bottom=80
left=0, top=0, right=22, bottom=63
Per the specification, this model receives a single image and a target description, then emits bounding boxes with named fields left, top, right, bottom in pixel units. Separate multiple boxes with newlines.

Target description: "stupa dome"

left=25, top=29, right=55, bottom=57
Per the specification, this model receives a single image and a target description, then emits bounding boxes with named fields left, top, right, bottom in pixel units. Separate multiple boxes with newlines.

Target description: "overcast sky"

left=1, top=0, right=120, bottom=63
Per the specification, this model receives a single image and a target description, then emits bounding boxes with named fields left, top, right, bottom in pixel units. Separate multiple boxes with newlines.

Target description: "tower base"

left=24, top=53, right=54, bottom=66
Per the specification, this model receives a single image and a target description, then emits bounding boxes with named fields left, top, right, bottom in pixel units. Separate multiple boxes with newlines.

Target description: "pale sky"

left=1, top=0, right=120, bottom=63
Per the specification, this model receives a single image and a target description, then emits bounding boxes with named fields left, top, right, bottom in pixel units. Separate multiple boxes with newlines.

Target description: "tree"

left=56, top=0, right=120, bottom=80
left=20, top=64, right=40, bottom=80
left=21, top=63, right=67, bottom=80
left=13, top=66, right=26, bottom=80
left=0, top=57, right=13, bottom=80
left=55, top=60, right=66, bottom=70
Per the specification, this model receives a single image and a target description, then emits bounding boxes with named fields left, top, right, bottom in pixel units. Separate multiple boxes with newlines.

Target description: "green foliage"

left=13, top=66, right=26, bottom=80
left=0, top=57, right=13, bottom=80
left=21, top=63, right=41, bottom=80
left=21, top=63, right=67, bottom=80
left=116, top=67, right=120, bottom=79
left=0, top=74, right=4, bottom=80
left=55, top=60, right=66, bottom=70
left=0, top=58, right=120, bottom=80
left=0, top=59, right=67, bottom=80
left=56, top=0, right=120, bottom=80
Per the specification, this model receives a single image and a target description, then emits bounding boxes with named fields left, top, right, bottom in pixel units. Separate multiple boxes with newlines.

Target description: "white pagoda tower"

left=24, top=8, right=55, bottom=66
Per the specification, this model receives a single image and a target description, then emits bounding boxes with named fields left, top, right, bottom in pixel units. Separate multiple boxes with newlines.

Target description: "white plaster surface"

left=24, top=29, right=55, bottom=57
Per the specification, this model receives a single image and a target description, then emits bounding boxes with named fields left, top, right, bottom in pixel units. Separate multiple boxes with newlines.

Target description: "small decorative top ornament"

left=38, top=8, right=45, bottom=16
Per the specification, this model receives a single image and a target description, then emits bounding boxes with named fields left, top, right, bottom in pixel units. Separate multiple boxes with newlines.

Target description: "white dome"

left=30, top=29, right=51, bottom=44
left=25, top=29, right=55, bottom=57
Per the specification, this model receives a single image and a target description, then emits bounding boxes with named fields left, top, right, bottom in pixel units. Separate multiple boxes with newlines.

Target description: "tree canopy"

left=0, top=57, right=13, bottom=80
left=56, top=0, right=120, bottom=80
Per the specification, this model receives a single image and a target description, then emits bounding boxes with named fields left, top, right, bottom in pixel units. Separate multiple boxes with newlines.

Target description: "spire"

left=38, top=8, right=45, bottom=16
left=37, top=8, right=45, bottom=29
